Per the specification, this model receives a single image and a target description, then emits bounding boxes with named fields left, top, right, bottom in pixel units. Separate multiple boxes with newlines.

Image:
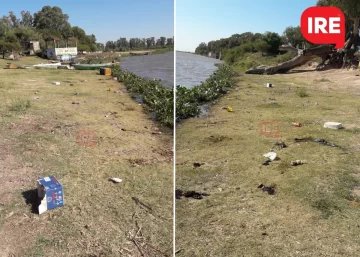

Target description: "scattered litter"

left=263, top=159, right=272, bottom=166
left=72, top=102, right=80, bottom=105
left=193, top=162, right=204, bottom=168
left=291, top=160, right=307, bottom=166
left=109, top=178, right=122, bottom=183
left=263, top=152, right=277, bottom=161
left=324, top=122, right=343, bottom=129
left=113, top=77, right=118, bottom=80
left=151, top=131, right=162, bottom=135
left=265, top=83, right=273, bottom=88
left=33, top=97, right=39, bottom=100
left=176, top=189, right=210, bottom=200
left=74, top=92, right=80, bottom=95
left=37, top=176, right=64, bottom=214
left=35, top=91, right=38, bottom=94
left=258, top=184, right=276, bottom=195
left=273, top=141, right=287, bottom=149
left=292, top=122, right=302, bottom=127
left=52, top=82, right=60, bottom=86
left=108, top=88, right=113, bottom=92
left=295, top=137, right=338, bottom=147
left=5, top=63, right=17, bottom=69
left=80, top=80, right=87, bottom=82
left=227, top=106, right=233, bottom=112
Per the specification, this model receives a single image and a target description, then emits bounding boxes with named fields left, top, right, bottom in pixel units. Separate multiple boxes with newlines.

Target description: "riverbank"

left=111, top=66, right=174, bottom=127
left=0, top=67, right=173, bottom=256
left=176, top=69, right=360, bottom=256
left=176, top=64, right=236, bottom=121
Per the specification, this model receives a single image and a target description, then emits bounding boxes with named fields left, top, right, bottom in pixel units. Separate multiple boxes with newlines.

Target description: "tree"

left=33, top=6, right=71, bottom=37
left=282, top=26, right=306, bottom=48
left=0, top=32, right=21, bottom=58
left=160, top=37, right=166, bottom=46
left=20, top=11, right=33, bottom=27
left=71, top=26, right=86, bottom=41
left=146, top=38, right=152, bottom=48
left=261, top=32, right=281, bottom=53
left=156, top=38, right=161, bottom=46
left=195, top=42, right=208, bottom=55
left=166, top=37, right=173, bottom=46
left=254, top=40, right=271, bottom=55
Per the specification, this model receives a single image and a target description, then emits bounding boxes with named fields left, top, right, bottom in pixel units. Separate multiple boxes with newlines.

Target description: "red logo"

left=260, top=120, right=280, bottom=139
left=76, top=130, right=97, bottom=147
left=301, top=6, right=345, bottom=49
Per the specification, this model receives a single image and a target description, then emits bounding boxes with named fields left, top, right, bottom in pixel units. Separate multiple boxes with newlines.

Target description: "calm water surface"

left=176, top=51, right=222, bottom=88
left=120, top=51, right=174, bottom=88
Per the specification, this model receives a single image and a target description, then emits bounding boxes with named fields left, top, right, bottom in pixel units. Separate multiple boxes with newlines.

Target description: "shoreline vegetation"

left=111, top=65, right=174, bottom=127
left=176, top=64, right=237, bottom=122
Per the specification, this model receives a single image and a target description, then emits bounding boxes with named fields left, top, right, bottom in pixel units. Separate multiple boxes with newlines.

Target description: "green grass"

left=297, top=88, right=309, bottom=97
left=176, top=71, right=360, bottom=256
left=9, top=99, right=31, bottom=113
left=0, top=68, right=173, bottom=256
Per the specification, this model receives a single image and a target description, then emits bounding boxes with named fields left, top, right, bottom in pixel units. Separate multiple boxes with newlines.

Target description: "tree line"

left=0, top=6, right=100, bottom=57
left=195, top=0, right=360, bottom=68
left=0, top=6, right=174, bottom=59
left=105, top=37, right=173, bottom=52
left=195, top=28, right=312, bottom=64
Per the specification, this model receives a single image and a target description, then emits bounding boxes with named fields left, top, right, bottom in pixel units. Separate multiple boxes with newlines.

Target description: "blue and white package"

left=37, top=176, right=64, bottom=214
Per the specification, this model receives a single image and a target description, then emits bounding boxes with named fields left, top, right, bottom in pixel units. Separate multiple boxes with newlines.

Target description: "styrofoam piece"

left=324, top=122, right=343, bottom=129
left=263, top=152, right=277, bottom=161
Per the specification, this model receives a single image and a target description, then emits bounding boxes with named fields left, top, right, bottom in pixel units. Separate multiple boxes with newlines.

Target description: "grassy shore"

left=176, top=68, right=360, bottom=256
left=0, top=57, right=173, bottom=256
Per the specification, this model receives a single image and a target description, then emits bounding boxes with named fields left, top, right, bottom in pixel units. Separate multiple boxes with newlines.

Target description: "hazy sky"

left=0, top=0, right=174, bottom=44
left=176, top=0, right=317, bottom=52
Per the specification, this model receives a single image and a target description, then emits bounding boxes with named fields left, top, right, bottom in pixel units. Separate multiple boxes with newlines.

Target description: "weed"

left=9, top=99, right=31, bottom=113
left=297, top=88, right=309, bottom=97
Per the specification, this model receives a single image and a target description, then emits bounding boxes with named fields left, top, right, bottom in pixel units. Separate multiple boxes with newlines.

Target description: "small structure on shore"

left=20, top=41, right=40, bottom=55
left=45, top=36, right=78, bottom=61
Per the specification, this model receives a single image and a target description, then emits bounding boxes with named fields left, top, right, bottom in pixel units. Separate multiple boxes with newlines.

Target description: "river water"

left=120, top=51, right=174, bottom=88
left=176, top=51, right=222, bottom=88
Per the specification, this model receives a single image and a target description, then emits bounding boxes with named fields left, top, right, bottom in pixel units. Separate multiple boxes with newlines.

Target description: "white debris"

left=52, top=82, right=60, bottom=85
left=263, top=152, right=277, bottom=161
left=324, top=122, right=343, bottom=129
left=265, top=83, right=273, bottom=88
left=109, top=178, right=122, bottom=183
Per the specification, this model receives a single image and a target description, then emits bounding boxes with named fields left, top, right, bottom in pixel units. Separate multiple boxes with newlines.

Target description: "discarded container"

left=109, top=177, right=122, bottom=183
left=52, top=82, right=60, bottom=86
left=108, top=88, right=113, bottom=92
left=263, top=152, right=277, bottom=161
left=100, top=68, right=112, bottom=76
left=265, top=83, right=273, bottom=88
left=5, top=63, right=17, bottom=69
left=291, top=160, right=307, bottom=166
left=37, top=176, right=64, bottom=214
left=292, top=122, right=302, bottom=127
left=324, top=122, right=343, bottom=129
left=227, top=106, right=233, bottom=112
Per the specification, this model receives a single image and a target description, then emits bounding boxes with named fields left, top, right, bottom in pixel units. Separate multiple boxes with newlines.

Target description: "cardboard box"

left=37, top=176, right=64, bottom=214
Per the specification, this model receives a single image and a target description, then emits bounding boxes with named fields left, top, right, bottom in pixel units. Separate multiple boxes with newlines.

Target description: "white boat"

left=32, top=62, right=62, bottom=69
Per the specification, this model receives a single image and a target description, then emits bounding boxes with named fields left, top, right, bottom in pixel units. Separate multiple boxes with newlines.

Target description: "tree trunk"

left=245, top=45, right=334, bottom=75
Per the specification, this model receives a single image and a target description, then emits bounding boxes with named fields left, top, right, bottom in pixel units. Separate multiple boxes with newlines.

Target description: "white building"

left=45, top=37, right=78, bottom=61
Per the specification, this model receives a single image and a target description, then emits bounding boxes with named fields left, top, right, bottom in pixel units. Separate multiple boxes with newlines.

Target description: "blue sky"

left=0, top=0, right=174, bottom=44
left=176, top=0, right=318, bottom=52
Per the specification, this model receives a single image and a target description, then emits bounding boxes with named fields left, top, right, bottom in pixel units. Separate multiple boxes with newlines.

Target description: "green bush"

left=176, top=64, right=236, bottom=121
left=111, top=66, right=173, bottom=127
